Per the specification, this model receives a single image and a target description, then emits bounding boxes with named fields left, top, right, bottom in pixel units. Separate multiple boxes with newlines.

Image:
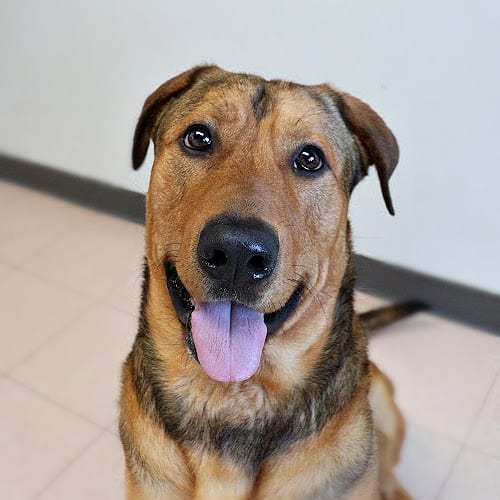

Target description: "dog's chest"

left=249, top=413, right=374, bottom=499
left=163, top=350, right=367, bottom=475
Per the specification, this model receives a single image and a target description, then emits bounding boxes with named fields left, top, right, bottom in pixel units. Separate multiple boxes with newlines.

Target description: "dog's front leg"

left=190, top=451, right=254, bottom=500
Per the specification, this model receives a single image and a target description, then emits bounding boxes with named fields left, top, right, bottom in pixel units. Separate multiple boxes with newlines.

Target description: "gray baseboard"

left=1, top=152, right=498, bottom=333
left=355, top=255, right=499, bottom=332
left=0, top=153, right=145, bottom=224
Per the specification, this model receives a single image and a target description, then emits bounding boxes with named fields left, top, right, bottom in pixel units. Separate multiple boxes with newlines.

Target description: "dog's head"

left=133, top=66, right=398, bottom=384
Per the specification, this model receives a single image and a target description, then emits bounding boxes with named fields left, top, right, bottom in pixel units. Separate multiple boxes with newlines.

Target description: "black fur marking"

left=251, top=84, right=270, bottom=121
left=264, top=283, right=303, bottom=335
left=131, top=255, right=369, bottom=478
left=165, top=262, right=193, bottom=327
left=136, top=259, right=150, bottom=339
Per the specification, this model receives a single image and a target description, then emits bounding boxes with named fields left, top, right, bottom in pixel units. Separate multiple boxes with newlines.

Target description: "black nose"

left=197, top=216, right=279, bottom=286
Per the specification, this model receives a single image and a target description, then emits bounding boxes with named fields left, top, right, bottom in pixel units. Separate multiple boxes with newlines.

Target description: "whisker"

left=290, top=268, right=331, bottom=320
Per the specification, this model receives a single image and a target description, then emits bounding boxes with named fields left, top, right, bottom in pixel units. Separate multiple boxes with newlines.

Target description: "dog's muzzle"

left=166, top=216, right=303, bottom=383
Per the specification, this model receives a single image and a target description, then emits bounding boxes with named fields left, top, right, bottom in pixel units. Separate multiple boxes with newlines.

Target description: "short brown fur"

left=120, top=66, right=411, bottom=499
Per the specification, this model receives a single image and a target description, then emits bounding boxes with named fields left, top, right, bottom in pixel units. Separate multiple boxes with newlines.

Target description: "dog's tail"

left=359, top=300, right=428, bottom=333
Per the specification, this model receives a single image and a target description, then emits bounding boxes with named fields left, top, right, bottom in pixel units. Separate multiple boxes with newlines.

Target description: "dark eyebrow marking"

left=251, top=84, right=271, bottom=121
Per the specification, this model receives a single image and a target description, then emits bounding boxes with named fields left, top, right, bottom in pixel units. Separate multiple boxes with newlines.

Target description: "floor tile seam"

left=30, top=427, right=108, bottom=500
left=5, top=217, right=91, bottom=268
left=103, top=424, right=120, bottom=438
left=462, top=368, right=500, bottom=442
left=5, top=375, right=112, bottom=431
left=434, top=369, right=500, bottom=499
left=100, top=300, right=139, bottom=318
left=13, top=257, right=145, bottom=306
left=461, top=443, right=500, bottom=462
left=6, top=301, right=98, bottom=373
left=7, top=263, right=96, bottom=301
left=433, top=441, right=465, bottom=500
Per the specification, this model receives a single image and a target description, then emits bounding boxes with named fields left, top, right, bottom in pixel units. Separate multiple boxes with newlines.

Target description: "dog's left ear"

left=132, top=65, right=215, bottom=170
left=334, top=91, right=399, bottom=215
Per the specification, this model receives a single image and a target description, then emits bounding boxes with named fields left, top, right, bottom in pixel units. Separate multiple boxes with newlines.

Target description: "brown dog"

left=119, top=66, right=412, bottom=499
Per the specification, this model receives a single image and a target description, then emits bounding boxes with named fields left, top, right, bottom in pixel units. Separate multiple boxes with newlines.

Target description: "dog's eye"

left=183, top=125, right=212, bottom=152
left=294, top=146, right=324, bottom=172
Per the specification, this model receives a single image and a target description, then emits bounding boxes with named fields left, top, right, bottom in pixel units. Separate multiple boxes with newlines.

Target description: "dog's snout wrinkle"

left=197, top=216, right=279, bottom=289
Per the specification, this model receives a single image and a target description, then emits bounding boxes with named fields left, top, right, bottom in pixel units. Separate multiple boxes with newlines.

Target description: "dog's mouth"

left=166, top=262, right=303, bottom=383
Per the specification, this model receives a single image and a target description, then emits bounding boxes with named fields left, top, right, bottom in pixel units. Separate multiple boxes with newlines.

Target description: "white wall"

left=1, top=0, right=499, bottom=294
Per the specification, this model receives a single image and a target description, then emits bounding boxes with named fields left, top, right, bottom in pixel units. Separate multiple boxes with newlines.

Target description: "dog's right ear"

left=132, top=66, right=214, bottom=170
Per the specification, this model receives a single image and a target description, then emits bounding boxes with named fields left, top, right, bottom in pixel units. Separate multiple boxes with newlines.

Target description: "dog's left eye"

left=183, top=125, right=212, bottom=152
left=293, top=146, right=325, bottom=172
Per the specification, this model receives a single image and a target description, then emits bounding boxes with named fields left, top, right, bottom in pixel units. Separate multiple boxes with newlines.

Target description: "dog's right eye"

left=183, top=125, right=212, bottom=152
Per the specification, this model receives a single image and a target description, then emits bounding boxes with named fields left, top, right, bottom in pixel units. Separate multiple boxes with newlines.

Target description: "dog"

left=119, top=65, right=415, bottom=499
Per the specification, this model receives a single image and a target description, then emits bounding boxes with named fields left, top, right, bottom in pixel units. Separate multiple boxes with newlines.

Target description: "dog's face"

left=133, top=66, right=398, bottom=383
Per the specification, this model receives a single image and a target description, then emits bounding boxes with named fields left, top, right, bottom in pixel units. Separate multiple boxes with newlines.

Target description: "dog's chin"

left=165, top=262, right=303, bottom=375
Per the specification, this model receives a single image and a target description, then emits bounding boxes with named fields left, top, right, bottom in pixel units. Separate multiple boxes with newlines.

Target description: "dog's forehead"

left=194, top=75, right=335, bottom=127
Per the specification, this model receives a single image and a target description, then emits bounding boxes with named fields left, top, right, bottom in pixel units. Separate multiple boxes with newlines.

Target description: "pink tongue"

left=191, top=301, right=267, bottom=382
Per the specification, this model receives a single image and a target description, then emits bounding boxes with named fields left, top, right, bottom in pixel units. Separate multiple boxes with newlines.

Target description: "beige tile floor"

left=0, top=179, right=498, bottom=500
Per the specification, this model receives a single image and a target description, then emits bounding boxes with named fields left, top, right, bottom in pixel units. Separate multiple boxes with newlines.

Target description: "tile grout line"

left=2, top=186, right=145, bottom=301
left=7, top=301, right=98, bottom=372
left=432, top=441, right=465, bottom=500
left=5, top=376, right=113, bottom=433
left=434, top=368, right=500, bottom=499
left=30, top=427, right=109, bottom=500
left=11, top=253, right=144, bottom=318
left=103, top=424, right=120, bottom=438
left=102, top=300, right=140, bottom=318
left=8, top=260, right=142, bottom=321
left=8, top=263, right=95, bottom=301
left=1, top=201, right=98, bottom=270
left=0, top=259, right=138, bottom=321
left=464, top=444, right=500, bottom=462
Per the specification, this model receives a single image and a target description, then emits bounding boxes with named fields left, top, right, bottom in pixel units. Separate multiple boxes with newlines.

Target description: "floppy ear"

left=132, top=65, right=214, bottom=170
left=335, top=91, right=399, bottom=215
